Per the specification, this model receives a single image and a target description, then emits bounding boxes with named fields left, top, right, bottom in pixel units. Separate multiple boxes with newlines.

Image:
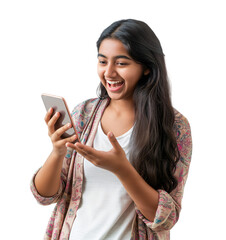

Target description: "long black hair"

left=96, top=19, right=180, bottom=193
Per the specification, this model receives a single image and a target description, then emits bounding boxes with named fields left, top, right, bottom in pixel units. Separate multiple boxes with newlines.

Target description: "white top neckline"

left=99, top=121, right=134, bottom=141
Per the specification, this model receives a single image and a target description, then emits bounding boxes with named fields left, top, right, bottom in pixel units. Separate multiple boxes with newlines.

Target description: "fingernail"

left=67, top=123, right=71, bottom=127
left=109, top=132, right=113, bottom=137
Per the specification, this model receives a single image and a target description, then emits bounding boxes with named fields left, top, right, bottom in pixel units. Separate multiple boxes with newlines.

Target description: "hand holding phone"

left=42, top=93, right=80, bottom=143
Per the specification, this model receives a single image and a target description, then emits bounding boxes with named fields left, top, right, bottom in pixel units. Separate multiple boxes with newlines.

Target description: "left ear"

left=144, top=68, right=150, bottom=76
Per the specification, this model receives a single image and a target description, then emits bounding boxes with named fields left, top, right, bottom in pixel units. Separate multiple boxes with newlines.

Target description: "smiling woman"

left=97, top=38, right=148, bottom=101
left=30, top=19, right=192, bottom=240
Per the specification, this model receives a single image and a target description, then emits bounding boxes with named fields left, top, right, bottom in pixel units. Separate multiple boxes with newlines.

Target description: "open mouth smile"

left=106, top=80, right=124, bottom=92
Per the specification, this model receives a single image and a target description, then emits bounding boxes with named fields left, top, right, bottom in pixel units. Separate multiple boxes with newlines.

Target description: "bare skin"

left=100, top=99, right=135, bottom=137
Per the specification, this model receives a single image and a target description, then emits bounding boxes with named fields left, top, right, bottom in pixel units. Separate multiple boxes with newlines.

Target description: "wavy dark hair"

left=96, top=19, right=180, bottom=193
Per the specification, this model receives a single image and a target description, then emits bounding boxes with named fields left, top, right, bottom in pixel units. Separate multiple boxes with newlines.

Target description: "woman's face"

left=97, top=38, right=148, bottom=101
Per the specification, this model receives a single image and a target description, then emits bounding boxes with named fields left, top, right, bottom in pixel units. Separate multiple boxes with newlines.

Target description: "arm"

left=31, top=108, right=77, bottom=201
left=135, top=113, right=192, bottom=231
left=30, top=147, right=74, bottom=205
left=31, top=98, right=102, bottom=204
left=115, top=158, right=159, bottom=222
left=34, top=150, right=69, bottom=197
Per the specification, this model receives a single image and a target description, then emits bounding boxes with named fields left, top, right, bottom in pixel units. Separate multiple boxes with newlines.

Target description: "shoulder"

left=173, top=109, right=191, bottom=141
left=173, top=109, right=192, bottom=166
left=174, top=109, right=191, bottom=131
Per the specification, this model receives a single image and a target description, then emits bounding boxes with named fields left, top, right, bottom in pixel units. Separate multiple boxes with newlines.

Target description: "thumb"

left=107, top=132, right=122, bottom=151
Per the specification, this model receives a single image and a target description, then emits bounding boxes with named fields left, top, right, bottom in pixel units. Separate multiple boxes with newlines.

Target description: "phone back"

left=41, top=94, right=76, bottom=139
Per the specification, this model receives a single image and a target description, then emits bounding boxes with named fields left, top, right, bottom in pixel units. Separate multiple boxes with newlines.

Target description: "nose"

left=104, top=63, right=117, bottom=79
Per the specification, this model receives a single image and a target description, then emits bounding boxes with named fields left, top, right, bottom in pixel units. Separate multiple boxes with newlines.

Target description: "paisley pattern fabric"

left=30, top=98, right=192, bottom=240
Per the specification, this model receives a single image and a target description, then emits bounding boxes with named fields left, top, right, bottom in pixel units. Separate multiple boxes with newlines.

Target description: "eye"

left=116, top=62, right=128, bottom=66
left=98, top=59, right=107, bottom=65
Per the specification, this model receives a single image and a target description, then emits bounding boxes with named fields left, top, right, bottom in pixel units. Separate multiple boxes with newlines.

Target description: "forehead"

left=98, top=38, right=129, bottom=57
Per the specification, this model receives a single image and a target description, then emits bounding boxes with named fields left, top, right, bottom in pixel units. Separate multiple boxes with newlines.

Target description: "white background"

left=0, top=0, right=225, bottom=239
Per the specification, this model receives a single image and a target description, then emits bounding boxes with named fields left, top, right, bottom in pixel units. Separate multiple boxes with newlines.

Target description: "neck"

left=108, top=98, right=135, bottom=116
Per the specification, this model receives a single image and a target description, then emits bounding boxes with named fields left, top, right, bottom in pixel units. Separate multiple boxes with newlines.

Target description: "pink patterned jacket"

left=30, top=98, right=192, bottom=240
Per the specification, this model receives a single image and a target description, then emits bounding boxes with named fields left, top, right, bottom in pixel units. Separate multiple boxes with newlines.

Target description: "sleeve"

left=135, top=112, right=192, bottom=232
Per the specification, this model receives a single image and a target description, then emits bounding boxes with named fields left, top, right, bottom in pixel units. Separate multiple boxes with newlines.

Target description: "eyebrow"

left=97, top=53, right=132, bottom=60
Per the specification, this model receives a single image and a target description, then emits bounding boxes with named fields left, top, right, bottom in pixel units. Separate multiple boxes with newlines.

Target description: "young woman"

left=31, top=19, right=192, bottom=240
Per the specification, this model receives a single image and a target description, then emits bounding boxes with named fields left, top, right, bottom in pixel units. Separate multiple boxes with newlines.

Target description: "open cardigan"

left=31, top=97, right=192, bottom=240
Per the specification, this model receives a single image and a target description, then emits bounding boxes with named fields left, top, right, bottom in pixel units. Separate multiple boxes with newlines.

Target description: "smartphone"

left=41, top=93, right=79, bottom=142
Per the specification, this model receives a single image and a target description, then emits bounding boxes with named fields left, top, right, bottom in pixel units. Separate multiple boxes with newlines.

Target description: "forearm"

left=34, top=151, right=64, bottom=197
left=115, top=162, right=159, bottom=222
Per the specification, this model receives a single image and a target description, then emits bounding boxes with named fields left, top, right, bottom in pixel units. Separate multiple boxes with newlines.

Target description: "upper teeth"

left=107, top=80, right=123, bottom=84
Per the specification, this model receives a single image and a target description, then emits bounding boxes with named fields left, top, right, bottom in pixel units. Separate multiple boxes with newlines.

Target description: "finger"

left=74, top=143, right=100, bottom=161
left=107, top=132, right=122, bottom=151
left=56, top=134, right=77, bottom=147
left=68, top=143, right=89, bottom=158
left=74, top=143, right=94, bottom=155
left=44, top=108, right=53, bottom=123
left=66, top=142, right=76, bottom=149
left=75, top=147, right=89, bottom=158
left=51, top=122, right=72, bottom=141
left=64, top=134, right=78, bottom=143
left=47, top=112, right=60, bottom=135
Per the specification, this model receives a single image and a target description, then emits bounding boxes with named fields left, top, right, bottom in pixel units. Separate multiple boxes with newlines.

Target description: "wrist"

left=50, top=149, right=65, bottom=164
left=52, top=145, right=67, bottom=158
left=114, top=159, right=134, bottom=179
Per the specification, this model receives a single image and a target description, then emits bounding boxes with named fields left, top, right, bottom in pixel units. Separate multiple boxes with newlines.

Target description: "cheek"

left=97, top=68, right=106, bottom=85
left=97, top=67, right=104, bottom=79
left=124, top=69, right=143, bottom=84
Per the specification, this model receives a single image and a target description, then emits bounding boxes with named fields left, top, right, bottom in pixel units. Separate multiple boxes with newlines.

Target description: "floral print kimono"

left=31, top=97, right=192, bottom=240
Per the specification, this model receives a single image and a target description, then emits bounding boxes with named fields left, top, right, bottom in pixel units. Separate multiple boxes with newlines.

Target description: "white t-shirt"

left=69, top=122, right=135, bottom=240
